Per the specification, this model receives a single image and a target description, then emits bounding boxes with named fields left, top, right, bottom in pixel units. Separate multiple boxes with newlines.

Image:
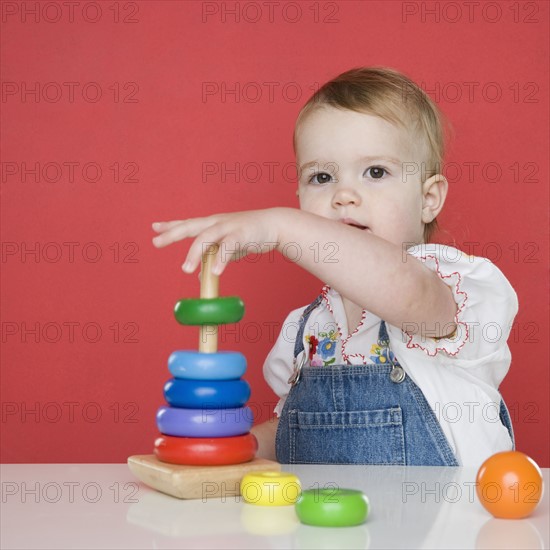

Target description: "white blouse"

left=263, top=244, right=519, bottom=467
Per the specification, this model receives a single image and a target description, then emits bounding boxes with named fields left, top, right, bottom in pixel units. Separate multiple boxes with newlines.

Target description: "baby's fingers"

left=183, top=229, right=231, bottom=274
left=152, top=221, right=185, bottom=233
left=152, top=216, right=222, bottom=248
left=151, top=221, right=188, bottom=248
left=152, top=226, right=187, bottom=248
left=152, top=219, right=205, bottom=248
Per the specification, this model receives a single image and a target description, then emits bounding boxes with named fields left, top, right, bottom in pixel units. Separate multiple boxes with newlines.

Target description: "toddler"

left=152, top=67, right=518, bottom=467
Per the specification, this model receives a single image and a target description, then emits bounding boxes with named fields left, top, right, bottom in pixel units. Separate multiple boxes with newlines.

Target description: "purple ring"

left=156, top=406, right=254, bottom=437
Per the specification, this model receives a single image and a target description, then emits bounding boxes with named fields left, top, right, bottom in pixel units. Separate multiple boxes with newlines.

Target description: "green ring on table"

left=154, top=433, right=257, bottom=465
left=295, top=488, right=369, bottom=527
left=168, top=350, right=247, bottom=380
left=174, top=297, right=245, bottom=325
left=163, top=378, right=251, bottom=409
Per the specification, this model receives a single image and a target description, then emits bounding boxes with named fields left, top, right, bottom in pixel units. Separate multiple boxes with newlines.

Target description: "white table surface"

left=1, top=463, right=548, bottom=549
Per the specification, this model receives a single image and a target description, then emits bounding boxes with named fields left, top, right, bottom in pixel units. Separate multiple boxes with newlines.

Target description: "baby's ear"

left=421, top=174, right=448, bottom=221
left=421, top=207, right=435, bottom=224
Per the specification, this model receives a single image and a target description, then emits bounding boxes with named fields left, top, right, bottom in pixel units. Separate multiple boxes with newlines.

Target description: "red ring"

left=154, top=433, right=258, bottom=465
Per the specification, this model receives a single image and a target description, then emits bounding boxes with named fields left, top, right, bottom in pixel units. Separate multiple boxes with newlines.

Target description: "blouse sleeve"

left=402, top=244, right=519, bottom=365
left=262, top=306, right=308, bottom=417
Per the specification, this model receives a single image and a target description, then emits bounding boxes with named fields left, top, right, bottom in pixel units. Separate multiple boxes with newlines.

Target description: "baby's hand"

left=151, top=208, right=282, bottom=276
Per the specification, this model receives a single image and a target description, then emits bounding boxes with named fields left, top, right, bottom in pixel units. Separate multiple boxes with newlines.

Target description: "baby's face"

left=295, top=106, right=427, bottom=247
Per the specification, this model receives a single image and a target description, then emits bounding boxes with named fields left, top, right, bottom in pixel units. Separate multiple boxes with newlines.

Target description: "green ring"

left=295, top=488, right=369, bottom=527
left=174, top=297, right=245, bottom=325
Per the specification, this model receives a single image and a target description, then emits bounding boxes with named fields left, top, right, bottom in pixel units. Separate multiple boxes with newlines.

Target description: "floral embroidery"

left=307, top=335, right=319, bottom=361
left=319, top=337, right=335, bottom=359
left=369, top=343, right=397, bottom=365
left=311, top=354, right=324, bottom=367
left=305, top=325, right=397, bottom=368
left=306, top=330, right=338, bottom=366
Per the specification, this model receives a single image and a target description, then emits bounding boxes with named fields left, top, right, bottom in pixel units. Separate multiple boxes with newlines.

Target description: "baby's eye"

left=308, top=172, right=333, bottom=185
left=365, top=166, right=388, bottom=179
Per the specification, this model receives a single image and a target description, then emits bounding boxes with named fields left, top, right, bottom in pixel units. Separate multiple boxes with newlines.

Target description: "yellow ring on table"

left=240, top=471, right=301, bottom=506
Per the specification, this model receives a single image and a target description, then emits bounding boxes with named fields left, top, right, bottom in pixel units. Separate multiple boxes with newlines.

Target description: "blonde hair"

left=293, top=66, right=453, bottom=243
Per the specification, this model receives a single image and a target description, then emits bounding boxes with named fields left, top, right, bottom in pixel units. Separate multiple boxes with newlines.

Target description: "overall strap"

left=377, top=317, right=390, bottom=348
left=293, top=294, right=323, bottom=359
left=499, top=399, right=516, bottom=448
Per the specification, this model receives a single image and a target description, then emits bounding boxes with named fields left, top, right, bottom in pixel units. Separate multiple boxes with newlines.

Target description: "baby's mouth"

left=340, top=218, right=369, bottom=231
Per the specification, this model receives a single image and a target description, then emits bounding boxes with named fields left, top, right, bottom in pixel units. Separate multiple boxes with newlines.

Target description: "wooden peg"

left=199, top=244, right=219, bottom=353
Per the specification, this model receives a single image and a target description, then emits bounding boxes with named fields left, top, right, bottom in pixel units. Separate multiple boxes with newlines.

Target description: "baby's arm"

left=250, top=418, right=279, bottom=461
left=152, top=207, right=456, bottom=338
left=273, top=208, right=457, bottom=338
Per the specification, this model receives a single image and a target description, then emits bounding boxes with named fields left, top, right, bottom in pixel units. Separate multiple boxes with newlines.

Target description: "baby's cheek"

left=377, top=218, right=418, bottom=247
left=298, top=197, right=318, bottom=214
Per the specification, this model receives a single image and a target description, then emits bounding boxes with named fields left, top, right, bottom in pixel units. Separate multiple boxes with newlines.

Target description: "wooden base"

left=127, top=454, right=281, bottom=500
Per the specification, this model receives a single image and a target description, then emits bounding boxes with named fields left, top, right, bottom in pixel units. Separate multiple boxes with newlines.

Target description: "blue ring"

left=163, top=378, right=251, bottom=409
left=168, top=351, right=247, bottom=380
left=156, top=406, right=254, bottom=437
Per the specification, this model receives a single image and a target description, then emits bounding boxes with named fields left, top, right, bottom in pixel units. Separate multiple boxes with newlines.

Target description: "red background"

left=1, top=1, right=548, bottom=465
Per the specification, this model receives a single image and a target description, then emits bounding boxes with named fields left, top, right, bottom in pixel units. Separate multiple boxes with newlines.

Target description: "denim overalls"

left=276, top=294, right=515, bottom=465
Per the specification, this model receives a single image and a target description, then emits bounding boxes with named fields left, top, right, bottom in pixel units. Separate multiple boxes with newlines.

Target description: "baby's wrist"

left=265, top=206, right=293, bottom=250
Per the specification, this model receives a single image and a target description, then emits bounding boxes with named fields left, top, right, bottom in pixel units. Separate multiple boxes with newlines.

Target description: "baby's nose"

left=333, top=187, right=361, bottom=206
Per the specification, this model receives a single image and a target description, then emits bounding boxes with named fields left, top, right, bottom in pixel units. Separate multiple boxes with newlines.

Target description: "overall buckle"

left=288, top=353, right=307, bottom=386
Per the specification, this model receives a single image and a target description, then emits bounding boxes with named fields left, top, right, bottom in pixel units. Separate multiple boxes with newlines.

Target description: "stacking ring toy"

left=241, top=471, right=301, bottom=506
left=163, top=378, right=251, bottom=408
left=168, top=350, right=247, bottom=380
left=295, top=488, right=369, bottom=527
left=154, top=433, right=257, bottom=465
left=174, top=297, right=245, bottom=325
left=156, top=406, right=253, bottom=437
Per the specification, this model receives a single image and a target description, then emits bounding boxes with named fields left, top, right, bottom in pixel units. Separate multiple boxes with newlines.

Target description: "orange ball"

left=476, top=451, right=544, bottom=519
